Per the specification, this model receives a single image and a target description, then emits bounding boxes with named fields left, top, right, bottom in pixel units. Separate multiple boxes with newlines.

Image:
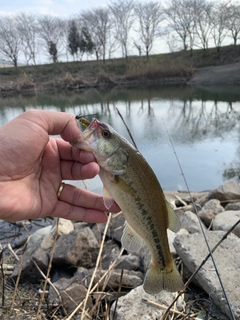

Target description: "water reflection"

left=0, top=84, right=240, bottom=191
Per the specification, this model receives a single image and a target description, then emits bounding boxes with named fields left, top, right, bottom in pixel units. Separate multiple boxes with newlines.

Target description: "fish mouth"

left=81, top=118, right=100, bottom=140
left=71, top=118, right=100, bottom=150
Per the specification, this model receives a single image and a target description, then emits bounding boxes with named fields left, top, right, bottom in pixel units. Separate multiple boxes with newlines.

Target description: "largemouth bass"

left=72, top=118, right=184, bottom=294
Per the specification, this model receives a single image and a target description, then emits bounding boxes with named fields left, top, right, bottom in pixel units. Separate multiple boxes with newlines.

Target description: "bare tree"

left=82, top=7, right=111, bottom=61
left=224, top=1, right=240, bottom=46
left=107, top=31, right=119, bottom=59
left=37, top=16, right=65, bottom=63
left=133, top=41, right=142, bottom=56
left=193, top=0, right=213, bottom=51
left=109, top=0, right=135, bottom=59
left=161, top=30, right=182, bottom=52
left=0, top=16, right=22, bottom=67
left=16, top=13, right=38, bottom=65
left=134, top=1, right=165, bottom=59
left=210, top=1, right=229, bottom=56
left=164, top=0, right=197, bottom=51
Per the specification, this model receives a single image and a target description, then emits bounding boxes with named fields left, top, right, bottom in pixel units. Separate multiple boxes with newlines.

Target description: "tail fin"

left=143, top=262, right=184, bottom=295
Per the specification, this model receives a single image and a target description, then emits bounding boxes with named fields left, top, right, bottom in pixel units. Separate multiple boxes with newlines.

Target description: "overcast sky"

left=0, top=0, right=169, bottom=62
left=0, top=0, right=152, bottom=17
left=0, top=0, right=105, bottom=17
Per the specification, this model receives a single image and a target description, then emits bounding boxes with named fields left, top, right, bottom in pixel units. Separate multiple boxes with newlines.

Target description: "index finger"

left=21, top=110, right=81, bottom=142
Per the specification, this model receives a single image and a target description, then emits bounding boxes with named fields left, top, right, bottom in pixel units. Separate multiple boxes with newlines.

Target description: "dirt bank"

left=188, top=62, right=240, bottom=85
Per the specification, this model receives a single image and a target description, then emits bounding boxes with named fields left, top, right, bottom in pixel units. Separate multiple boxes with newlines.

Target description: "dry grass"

left=0, top=43, right=239, bottom=95
left=125, top=62, right=195, bottom=81
left=0, top=216, right=229, bottom=320
left=0, top=72, right=36, bottom=94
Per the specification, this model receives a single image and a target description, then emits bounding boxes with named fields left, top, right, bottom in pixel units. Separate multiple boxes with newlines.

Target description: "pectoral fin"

left=103, top=186, right=114, bottom=210
left=121, top=222, right=143, bottom=252
left=166, top=201, right=181, bottom=233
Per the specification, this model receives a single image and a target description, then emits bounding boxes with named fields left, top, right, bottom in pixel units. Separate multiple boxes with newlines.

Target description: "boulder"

left=114, top=254, right=140, bottom=271
left=53, top=228, right=99, bottom=268
left=60, top=283, right=92, bottom=314
left=177, top=210, right=205, bottom=233
left=207, top=180, right=240, bottom=202
left=75, top=267, right=143, bottom=291
left=48, top=269, right=92, bottom=305
left=174, top=230, right=240, bottom=320
left=106, top=269, right=143, bottom=290
left=11, top=218, right=75, bottom=282
left=11, top=225, right=54, bottom=282
left=212, top=210, right=240, bottom=237
left=101, top=240, right=120, bottom=269
left=53, top=218, right=74, bottom=236
left=110, top=285, right=176, bottom=320
left=92, top=212, right=125, bottom=244
left=225, top=201, right=240, bottom=211
left=199, top=199, right=224, bottom=227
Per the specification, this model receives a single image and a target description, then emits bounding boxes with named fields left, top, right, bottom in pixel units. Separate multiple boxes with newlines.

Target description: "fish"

left=71, top=117, right=184, bottom=295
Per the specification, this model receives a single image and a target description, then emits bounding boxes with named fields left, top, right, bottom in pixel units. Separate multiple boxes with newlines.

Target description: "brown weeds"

left=1, top=216, right=237, bottom=319
left=126, top=62, right=195, bottom=81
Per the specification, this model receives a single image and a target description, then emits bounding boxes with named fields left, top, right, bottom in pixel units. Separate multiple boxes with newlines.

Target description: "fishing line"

left=163, top=120, right=236, bottom=320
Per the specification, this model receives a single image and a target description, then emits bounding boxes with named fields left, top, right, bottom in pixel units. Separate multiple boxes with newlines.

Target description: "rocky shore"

left=1, top=180, right=240, bottom=319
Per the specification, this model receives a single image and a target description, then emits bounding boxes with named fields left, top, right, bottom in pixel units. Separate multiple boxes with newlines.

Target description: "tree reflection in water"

left=0, top=84, right=240, bottom=190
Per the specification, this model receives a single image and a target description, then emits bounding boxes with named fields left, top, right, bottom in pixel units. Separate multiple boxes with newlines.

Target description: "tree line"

left=0, top=0, right=239, bottom=67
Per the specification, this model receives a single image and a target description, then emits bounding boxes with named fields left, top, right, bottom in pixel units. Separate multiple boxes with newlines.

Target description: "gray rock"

left=225, top=201, right=240, bottom=211
left=53, top=218, right=74, bottom=236
left=212, top=210, right=240, bottom=237
left=115, top=254, right=140, bottom=271
left=199, top=199, right=224, bottom=227
left=174, top=230, right=240, bottom=320
left=101, top=240, right=120, bottom=269
left=48, top=270, right=92, bottom=305
left=74, top=267, right=143, bottom=291
left=207, top=180, right=240, bottom=202
left=53, top=229, right=99, bottom=268
left=11, top=225, right=54, bottom=282
left=92, top=213, right=125, bottom=244
left=11, top=218, right=75, bottom=282
left=110, top=285, right=176, bottom=320
left=177, top=210, right=205, bottom=233
left=61, top=283, right=92, bottom=314
left=96, top=269, right=143, bottom=290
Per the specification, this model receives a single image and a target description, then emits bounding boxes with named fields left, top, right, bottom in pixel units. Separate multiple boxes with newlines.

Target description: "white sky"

left=0, top=0, right=170, bottom=63
left=0, top=0, right=151, bottom=18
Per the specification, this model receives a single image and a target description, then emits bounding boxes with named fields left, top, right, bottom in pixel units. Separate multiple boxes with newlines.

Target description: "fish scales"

left=101, top=152, right=170, bottom=265
left=72, top=118, right=184, bottom=294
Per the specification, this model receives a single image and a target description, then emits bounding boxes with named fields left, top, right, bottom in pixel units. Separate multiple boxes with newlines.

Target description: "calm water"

left=0, top=84, right=240, bottom=192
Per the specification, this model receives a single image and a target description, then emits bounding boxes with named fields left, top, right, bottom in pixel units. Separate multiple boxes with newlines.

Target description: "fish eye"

left=102, top=130, right=111, bottom=138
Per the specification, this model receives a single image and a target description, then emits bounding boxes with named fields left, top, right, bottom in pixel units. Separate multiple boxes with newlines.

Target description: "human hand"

left=0, top=110, right=119, bottom=222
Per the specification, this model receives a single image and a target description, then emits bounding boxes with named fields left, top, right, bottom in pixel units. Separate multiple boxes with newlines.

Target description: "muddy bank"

left=0, top=72, right=189, bottom=96
left=188, top=62, right=240, bottom=86
left=0, top=61, right=239, bottom=96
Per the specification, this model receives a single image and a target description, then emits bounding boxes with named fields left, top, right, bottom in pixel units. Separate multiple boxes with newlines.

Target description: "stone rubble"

left=212, top=210, right=240, bottom=237
left=9, top=180, right=240, bottom=319
left=174, top=230, right=240, bottom=320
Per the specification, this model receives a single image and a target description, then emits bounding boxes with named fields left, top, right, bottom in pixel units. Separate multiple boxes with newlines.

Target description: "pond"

left=0, top=84, right=240, bottom=192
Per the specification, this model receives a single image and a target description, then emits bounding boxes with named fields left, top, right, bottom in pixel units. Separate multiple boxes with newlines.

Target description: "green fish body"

left=72, top=118, right=183, bottom=294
